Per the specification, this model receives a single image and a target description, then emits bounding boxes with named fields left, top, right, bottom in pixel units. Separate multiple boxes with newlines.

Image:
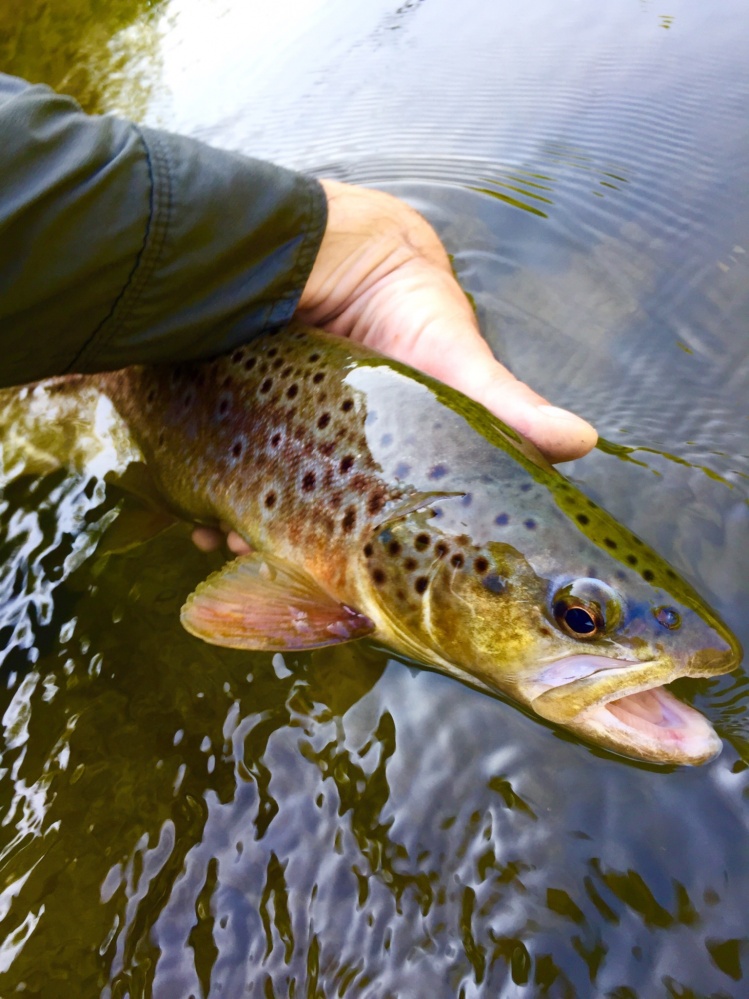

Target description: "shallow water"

left=1, top=0, right=749, bottom=995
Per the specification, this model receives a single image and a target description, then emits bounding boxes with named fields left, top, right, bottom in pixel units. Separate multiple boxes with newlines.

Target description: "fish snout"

left=688, top=635, right=742, bottom=677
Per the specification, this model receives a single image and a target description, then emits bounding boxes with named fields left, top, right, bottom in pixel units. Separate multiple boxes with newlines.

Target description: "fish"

left=3, top=324, right=742, bottom=765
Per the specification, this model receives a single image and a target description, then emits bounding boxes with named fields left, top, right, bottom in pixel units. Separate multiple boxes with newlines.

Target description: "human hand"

left=297, top=179, right=597, bottom=463
left=192, top=180, right=597, bottom=554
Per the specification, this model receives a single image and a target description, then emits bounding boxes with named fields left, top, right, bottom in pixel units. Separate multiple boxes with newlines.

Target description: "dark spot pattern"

left=495, top=513, right=509, bottom=526
left=524, top=519, right=537, bottom=530
left=265, top=492, right=277, bottom=509
left=372, top=568, right=386, bottom=585
left=302, top=471, right=316, bottom=492
left=643, top=569, right=655, bottom=582
left=388, top=540, right=402, bottom=556
left=340, top=456, right=355, bottom=474
left=577, top=513, right=589, bottom=526
left=341, top=399, right=354, bottom=412
left=260, top=378, right=273, bottom=393
left=415, top=534, right=430, bottom=551
left=342, top=508, right=357, bottom=532
left=317, top=413, right=331, bottom=429
left=429, top=464, right=449, bottom=480
left=414, top=577, right=429, bottom=595
left=451, top=554, right=464, bottom=568
left=482, top=574, right=505, bottom=594
left=474, top=556, right=489, bottom=574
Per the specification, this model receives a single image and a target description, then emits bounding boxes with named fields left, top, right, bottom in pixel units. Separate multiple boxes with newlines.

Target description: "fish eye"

left=550, top=578, right=622, bottom=641
left=654, top=606, right=681, bottom=630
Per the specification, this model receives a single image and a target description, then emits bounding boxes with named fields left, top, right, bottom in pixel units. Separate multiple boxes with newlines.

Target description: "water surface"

left=1, top=0, right=748, bottom=995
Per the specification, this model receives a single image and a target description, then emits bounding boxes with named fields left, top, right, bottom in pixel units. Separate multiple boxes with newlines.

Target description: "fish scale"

left=7, top=323, right=740, bottom=765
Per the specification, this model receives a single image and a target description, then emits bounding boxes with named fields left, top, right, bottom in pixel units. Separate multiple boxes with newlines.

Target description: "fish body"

left=14, top=325, right=741, bottom=764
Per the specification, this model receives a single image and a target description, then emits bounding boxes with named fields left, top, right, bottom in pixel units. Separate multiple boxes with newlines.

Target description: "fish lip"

left=526, top=656, right=722, bottom=766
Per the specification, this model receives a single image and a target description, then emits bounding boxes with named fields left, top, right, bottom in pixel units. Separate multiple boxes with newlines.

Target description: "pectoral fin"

left=181, top=552, right=375, bottom=651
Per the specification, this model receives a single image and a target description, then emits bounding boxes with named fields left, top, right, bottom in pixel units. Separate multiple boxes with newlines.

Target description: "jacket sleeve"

left=0, top=73, right=327, bottom=387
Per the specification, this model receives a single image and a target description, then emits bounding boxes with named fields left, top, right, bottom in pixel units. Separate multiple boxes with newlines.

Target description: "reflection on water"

left=0, top=0, right=166, bottom=116
left=2, top=0, right=749, bottom=995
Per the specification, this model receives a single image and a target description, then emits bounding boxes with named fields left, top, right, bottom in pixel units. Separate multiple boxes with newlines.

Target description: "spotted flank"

left=88, top=324, right=742, bottom=766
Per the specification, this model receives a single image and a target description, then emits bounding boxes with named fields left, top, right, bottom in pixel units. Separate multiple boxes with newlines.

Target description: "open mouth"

left=527, top=655, right=722, bottom=765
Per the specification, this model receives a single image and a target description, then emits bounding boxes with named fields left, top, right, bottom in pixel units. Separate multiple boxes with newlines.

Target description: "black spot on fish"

left=435, top=541, right=448, bottom=558
left=313, top=372, right=325, bottom=384
left=317, top=413, right=330, bottom=430
left=287, top=384, right=299, bottom=399
left=221, top=375, right=233, bottom=389
left=414, top=576, right=428, bottom=595
left=524, top=519, right=537, bottom=530
left=341, top=399, right=354, bottom=412
left=244, top=357, right=256, bottom=371
left=482, top=573, right=505, bottom=594
left=429, top=464, right=449, bottom=480
left=521, top=483, right=532, bottom=493
left=302, top=471, right=316, bottom=492
left=340, top=456, right=355, bottom=474
left=626, top=554, right=638, bottom=566
left=265, top=492, right=277, bottom=509
left=577, top=513, right=590, bottom=526
left=394, top=462, right=412, bottom=479
left=495, top=513, right=509, bottom=526
left=415, top=534, right=430, bottom=551
left=268, top=347, right=278, bottom=358
left=615, top=570, right=626, bottom=582
left=388, top=540, right=402, bottom=556
left=364, top=543, right=374, bottom=558
left=461, top=494, right=473, bottom=507
left=218, top=398, right=230, bottom=417
left=319, top=441, right=335, bottom=457
left=342, top=508, right=357, bottom=532
left=604, top=538, right=617, bottom=549
left=260, top=378, right=273, bottom=393
left=330, top=492, right=343, bottom=509
left=273, top=357, right=284, bottom=370
left=381, top=433, right=393, bottom=447
left=474, top=556, right=489, bottom=574
left=368, top=491, right=386, bottom=516
left=282, top=365, right=293, bottom=378
left=309, top=353, right=320, bottom=362
left=451, top=553, right=464, bottom=568
left=643, top=569, right=655, bottom=582
left=372, top=568, right=386, bottom=585
left=231, top=349, right=244, bottom=364
left=232, top=440, right=243, bottom=458
left=146, top=388, right=156, bottom=404
left=404, top=558, right=417, bottom=572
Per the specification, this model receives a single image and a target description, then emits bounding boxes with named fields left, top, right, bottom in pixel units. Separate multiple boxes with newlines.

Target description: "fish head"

left=369, top=510, right=741, bottom=767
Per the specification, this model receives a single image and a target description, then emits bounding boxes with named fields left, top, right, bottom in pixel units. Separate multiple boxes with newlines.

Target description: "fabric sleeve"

left=0, top=73, right=327, bottom=387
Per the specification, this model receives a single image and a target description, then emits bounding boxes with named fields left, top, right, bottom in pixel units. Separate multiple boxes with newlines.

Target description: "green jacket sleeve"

left=0, top=73, right=327, bottom=387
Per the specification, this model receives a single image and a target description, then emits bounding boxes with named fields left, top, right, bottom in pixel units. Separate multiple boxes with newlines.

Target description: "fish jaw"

left=519, top=650, right=737, bottom=765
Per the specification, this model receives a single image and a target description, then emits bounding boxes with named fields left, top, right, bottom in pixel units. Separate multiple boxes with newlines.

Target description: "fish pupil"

left=555, top=602, right=597, bottom=636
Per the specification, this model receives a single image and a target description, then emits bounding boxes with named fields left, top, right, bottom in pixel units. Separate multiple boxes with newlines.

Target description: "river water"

left=1, top=0, right=748, bottom=995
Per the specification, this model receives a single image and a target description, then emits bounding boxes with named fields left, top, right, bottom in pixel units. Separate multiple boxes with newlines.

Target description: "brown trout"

left=6, top=325, right=742, bottom=764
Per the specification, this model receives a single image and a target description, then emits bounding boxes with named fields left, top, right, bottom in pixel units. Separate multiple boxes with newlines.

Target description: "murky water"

left=2, top=0, right=749, bottom=995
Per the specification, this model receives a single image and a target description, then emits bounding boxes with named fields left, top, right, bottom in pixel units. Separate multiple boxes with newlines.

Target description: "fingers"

left=191, top=525, right=252, bottom=554
left=402, top=316, right=598, bottom=463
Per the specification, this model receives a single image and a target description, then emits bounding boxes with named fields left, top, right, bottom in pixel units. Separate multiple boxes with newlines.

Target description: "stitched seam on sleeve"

left=262, top=176, right=328, bottom=330
left=69, top=126, right=173, bottom=370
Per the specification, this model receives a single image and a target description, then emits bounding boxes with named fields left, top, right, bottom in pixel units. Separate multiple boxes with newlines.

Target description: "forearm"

left=0, top=73, right=326, bottom=387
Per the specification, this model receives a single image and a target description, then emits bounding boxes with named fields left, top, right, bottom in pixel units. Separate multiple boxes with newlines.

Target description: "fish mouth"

left=526, top=655, right=724, bottom=766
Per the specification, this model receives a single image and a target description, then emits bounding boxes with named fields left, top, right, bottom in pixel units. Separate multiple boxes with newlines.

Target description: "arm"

left=0, top=72, right=595, bottom=465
